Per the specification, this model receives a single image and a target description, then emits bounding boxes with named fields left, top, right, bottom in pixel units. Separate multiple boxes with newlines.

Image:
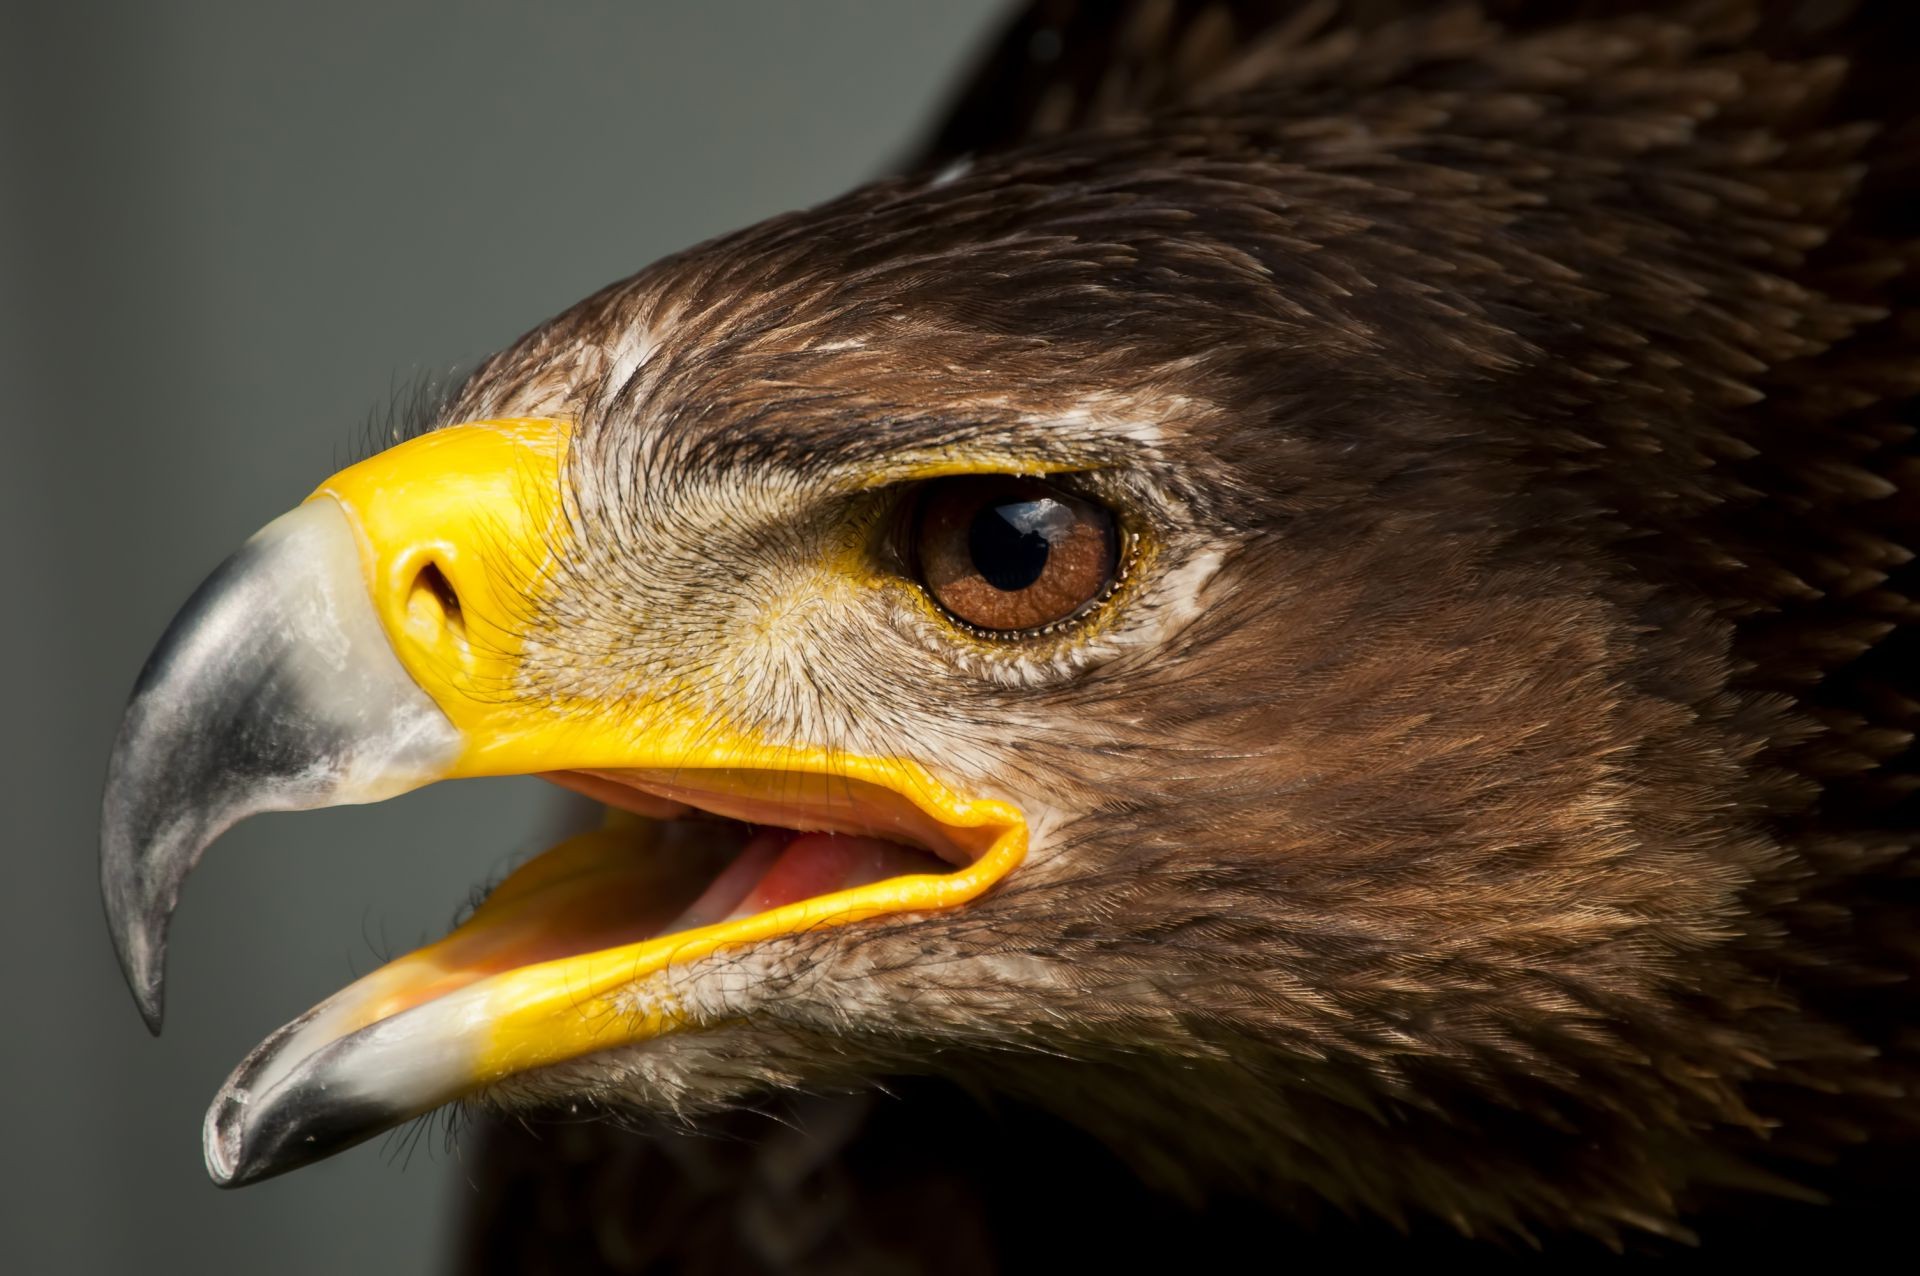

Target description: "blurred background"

left=0, top=3, right=1006, bottom=1270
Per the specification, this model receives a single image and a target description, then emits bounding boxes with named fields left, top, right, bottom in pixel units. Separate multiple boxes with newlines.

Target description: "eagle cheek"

left=841, top=513, right=1805, bottom=1216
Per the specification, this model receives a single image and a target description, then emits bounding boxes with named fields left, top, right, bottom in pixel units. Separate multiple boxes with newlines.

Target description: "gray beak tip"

left=128, top=973, right=166, bottom=1037
left=200, top=1010, right=422, bottom=1189
left=202, top=1093, right=248, bottom=1188
left=100, top=821, right=171, bottom=1034
left=95, top=499, right=461, bottom=1041
left=130, top=962, right=167, bottom=1037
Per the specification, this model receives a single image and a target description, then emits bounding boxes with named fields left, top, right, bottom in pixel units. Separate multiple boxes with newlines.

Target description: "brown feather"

left=447, top=2, right=1920, bottom=1264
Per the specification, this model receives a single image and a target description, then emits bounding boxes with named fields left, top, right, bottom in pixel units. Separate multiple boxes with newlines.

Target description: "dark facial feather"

left=443, top=2, right=1919, bottom=1244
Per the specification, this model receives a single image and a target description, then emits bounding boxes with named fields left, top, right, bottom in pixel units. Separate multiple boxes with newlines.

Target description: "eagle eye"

left=911, top=475, right=1119, bottom=634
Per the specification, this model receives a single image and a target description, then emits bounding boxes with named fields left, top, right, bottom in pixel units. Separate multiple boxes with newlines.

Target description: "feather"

left=446, top=2, right=1920, bottom=1265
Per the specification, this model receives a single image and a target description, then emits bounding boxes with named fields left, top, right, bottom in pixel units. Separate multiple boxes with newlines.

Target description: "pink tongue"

left=666, top=828, right=791, bottom=932
left=730, top=833, right=943, bottom=919
left=663, top=830, right=949, bottom=935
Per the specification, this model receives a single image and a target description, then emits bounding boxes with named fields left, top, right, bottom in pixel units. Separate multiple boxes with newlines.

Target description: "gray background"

left=0, top=3, right=1006, bottom=1271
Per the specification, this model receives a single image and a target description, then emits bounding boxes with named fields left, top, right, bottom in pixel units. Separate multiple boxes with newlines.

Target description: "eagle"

left=101, top=1, right=1920, bottom=1268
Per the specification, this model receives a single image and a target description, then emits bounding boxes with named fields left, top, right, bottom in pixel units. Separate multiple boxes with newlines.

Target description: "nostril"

left=407, top=561, right=464, bottom=638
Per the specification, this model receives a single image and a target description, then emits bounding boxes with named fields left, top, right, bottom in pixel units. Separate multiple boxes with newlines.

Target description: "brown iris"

left=912, top=476, right=1119, bottom=633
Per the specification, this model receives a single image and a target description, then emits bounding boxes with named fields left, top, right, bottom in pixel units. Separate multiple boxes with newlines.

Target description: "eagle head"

left=101, top=8, right=1920, bottom=1248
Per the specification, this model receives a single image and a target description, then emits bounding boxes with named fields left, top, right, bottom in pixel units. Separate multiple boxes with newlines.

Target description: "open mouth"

left=98, top=418, right=1027, bottom=1187
left=199, top=765, right=1023, bottom=1187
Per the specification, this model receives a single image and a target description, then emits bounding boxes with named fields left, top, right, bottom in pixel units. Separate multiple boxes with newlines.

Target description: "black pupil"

left=968, top=497, right=1063, bottom=592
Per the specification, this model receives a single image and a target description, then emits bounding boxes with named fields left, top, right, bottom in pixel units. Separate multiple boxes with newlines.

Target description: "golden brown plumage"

left=101, top=2, right=1920, bottom=1268
left=444, top=3, right=1920, bottom=1264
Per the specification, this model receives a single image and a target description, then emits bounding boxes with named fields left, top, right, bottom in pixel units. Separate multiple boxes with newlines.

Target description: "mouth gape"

left=543, top=772, right=965, bottom=943
left=197, top=762, right=1025, bottom=1187
left=353, top=766, right=996, bottom=1028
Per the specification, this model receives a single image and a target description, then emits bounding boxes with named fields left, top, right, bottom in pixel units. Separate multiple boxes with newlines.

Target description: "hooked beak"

left=100, top=495, right=462, bottom=1032
left=100, top=418, right=1026, bottom=1186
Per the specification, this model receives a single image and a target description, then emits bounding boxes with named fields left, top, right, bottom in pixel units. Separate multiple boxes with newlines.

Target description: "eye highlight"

left=911, top=476, right=1119, bottom=634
